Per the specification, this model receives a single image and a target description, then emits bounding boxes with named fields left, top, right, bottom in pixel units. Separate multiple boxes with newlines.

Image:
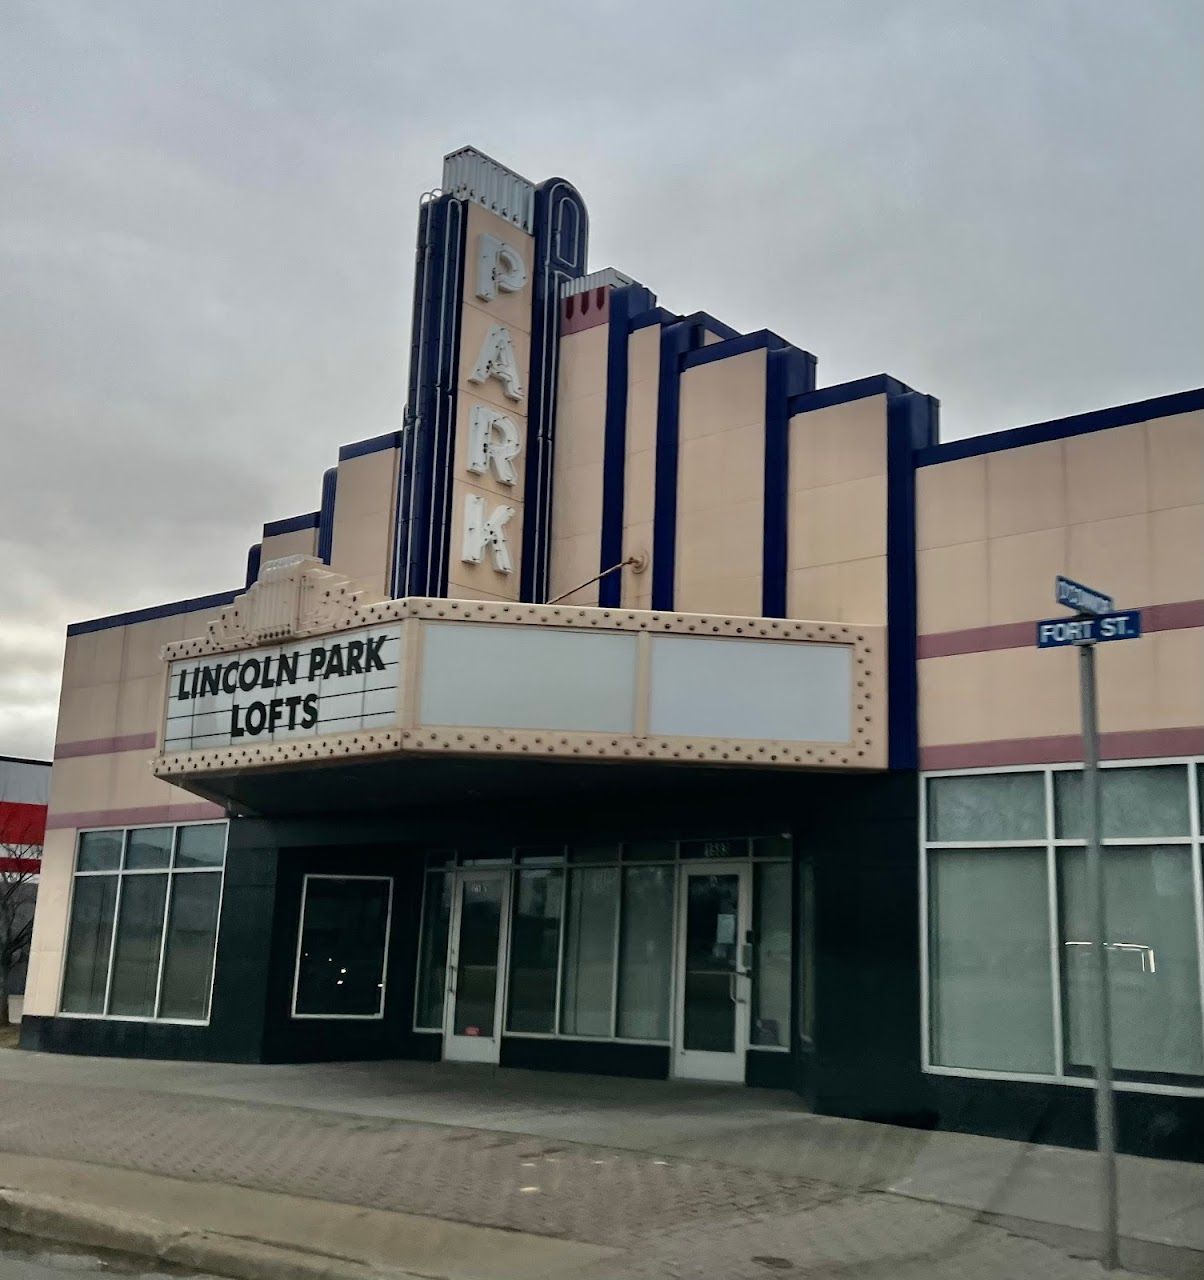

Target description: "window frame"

left=920, top=758, right=1204, bottom=1097
left=412, top=866, right=453, bottom=1031
left=290, top=873, right=394, bottom=1021
left=58, top=821, right=228, bottom=1027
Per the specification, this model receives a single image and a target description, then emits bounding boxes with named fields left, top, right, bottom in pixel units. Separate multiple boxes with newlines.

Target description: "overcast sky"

left=1, top=0, right=1201, bottom=760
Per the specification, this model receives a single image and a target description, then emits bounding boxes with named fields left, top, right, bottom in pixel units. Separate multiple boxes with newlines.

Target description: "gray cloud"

left=1, top=0, right=1200, bottom=757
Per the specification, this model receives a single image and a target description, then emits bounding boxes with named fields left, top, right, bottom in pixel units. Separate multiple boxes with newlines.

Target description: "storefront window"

left=414, top=870, right=451, bottom=1029
left=560, top=866, right=620, bottom=1036
left=76, top=828, right=122, bottom=873
left=1054, top=765, right=1190, bottom=840
left=108, top=873, right=169, bottom=1017
left=928, top=848, right=1055, bottom=1073
left=1059, top=846, right=1203, bottom=1078
left=506, top=868, right=563, bottom=1033
left=751, top=863, right=791, bottom=1047
left=293, top=876, right=391, bottom=1018
left=60, top=823, right=227, bottom=1022
left=924, top=762, right=1204, bottom=1087
left=125, top=826, right=172, bottom=870
left=414, top=835, right=790, bottom=1048
left=60, top=875, right=118, bottom=1013
left=616, top=865, right=674, bottom=1040
left=158, top=871, right=223, bottom=1020
left=927, top=772, right=1045, bottom=843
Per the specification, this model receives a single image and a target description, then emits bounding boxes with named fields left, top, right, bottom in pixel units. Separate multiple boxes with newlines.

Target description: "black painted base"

left=924, top=1073, right=1204, bottom=1163
left=500, top=1036, right=670, bottom=1079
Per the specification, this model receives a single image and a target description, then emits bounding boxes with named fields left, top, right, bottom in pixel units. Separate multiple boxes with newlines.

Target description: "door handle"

left=729, top=971, right=747, bottom=1005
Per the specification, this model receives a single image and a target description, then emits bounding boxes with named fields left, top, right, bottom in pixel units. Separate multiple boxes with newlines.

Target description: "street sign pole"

left=1078, top=637, right=1120, bottom=1272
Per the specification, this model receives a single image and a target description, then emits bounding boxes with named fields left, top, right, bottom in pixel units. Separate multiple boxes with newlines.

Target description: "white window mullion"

left=102, top=871, right=125, bottom=1016
left=151, top=870, right=176, bottom=1020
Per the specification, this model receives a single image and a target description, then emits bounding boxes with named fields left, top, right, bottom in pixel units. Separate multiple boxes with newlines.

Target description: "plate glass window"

left=616, top=865, right=674, bottom=1040
left=1059, top=845, right=1203, bottom=1078
left=294, top=877, right=391, bottom=1017
left=506, top=869, right=563, bottom=1033
left=560, top=866, right=620, bottom=1036
left=751, top=862, right=791, bottom=1047
left=60, top=824, right=227, bottom=1022
left=415, top=869, right=452, bottom=1029
left=60, top=876, right=118, bottom=1014
left=928, top=847, right=1055, bottom=1072
left=1054, top=765, right=1191, bottom=839
left=924, top=765, right=1204, bottom=1087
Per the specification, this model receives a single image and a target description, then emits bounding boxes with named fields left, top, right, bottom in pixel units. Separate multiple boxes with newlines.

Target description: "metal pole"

left=1079, top=639, right=1120, bottom=1271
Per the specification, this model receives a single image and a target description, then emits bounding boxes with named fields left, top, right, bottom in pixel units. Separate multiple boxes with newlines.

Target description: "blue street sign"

left=1036, top=611, right=1142, bottom=648
left=1056, top=575, right=1114, bottom=616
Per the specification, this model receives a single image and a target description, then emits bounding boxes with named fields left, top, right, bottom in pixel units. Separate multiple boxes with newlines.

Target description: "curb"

left=0, top=1189, right=428, bottom=1280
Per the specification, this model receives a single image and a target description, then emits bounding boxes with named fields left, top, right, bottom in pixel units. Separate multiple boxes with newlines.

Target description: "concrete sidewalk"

left=0, top=1049, right=1199, bottom=1278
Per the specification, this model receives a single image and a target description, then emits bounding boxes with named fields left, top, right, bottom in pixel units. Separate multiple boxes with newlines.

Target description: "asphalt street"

left=0, top=1230, right=218, bottom=1279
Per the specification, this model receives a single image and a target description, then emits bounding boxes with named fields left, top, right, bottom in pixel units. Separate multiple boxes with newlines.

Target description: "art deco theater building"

left=22, top=149, right=1204, bottom=1158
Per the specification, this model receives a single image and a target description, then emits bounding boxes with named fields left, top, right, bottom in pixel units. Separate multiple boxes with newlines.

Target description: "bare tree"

left=1, top=806, right=43, bottom=1027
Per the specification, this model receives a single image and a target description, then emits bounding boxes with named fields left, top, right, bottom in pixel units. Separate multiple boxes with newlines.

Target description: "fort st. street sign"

left=1035, top=611, right=1143, bottom=648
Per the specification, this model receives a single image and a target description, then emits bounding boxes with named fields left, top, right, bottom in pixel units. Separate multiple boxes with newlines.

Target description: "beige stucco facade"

left=916, top=410, right=1204, bottom=765
left=26, top=601, right=229, bottom=1018
left=787, top=394, right=889, bottom=625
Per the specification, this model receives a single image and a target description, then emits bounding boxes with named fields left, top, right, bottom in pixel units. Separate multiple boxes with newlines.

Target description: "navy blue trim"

left=916, top=387, right=1203, bottom=467
left=67, top=589, right=242, bottom=637
left=338, top=431, right=402, bottom=463
left=677, top=310, right=741, bottom=343
left=597, top=285, right=657, bottom=606
left=681, top=329, right=788, bottom=371
left=316, top=468, right=337, bottom=565
left=427, top=198, right=467, bottom=598
left=650, top=320, right=696, bottom=610
left=244, top=544, right=262, bottom=588
left=885, top=392, right=939, bottom=771
left=393, top=194, right=466, bottom=597
left=521, top=177, right=590, bottom=601
left=762, top=348, right=817, bottom=617
left=261, top=511, right=319, bottom=539
left=630, top=306, right=677, bottom=332
left=788, top=374, right=913, bottom=416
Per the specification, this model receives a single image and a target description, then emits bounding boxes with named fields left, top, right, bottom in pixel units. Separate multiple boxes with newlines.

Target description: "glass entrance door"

left=673, top=863, right=751, bottom=1082
left=443, top=869, right=509, bottom=1063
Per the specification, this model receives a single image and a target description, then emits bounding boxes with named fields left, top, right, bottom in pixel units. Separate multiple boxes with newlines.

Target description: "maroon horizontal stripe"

left=45, top=801, right=223, bottom=832
left=919, top=598, right=1204, bottom=659
left=54, top=732, right=158, bottom=760
left=921, top=725, right=1204, bottom=771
